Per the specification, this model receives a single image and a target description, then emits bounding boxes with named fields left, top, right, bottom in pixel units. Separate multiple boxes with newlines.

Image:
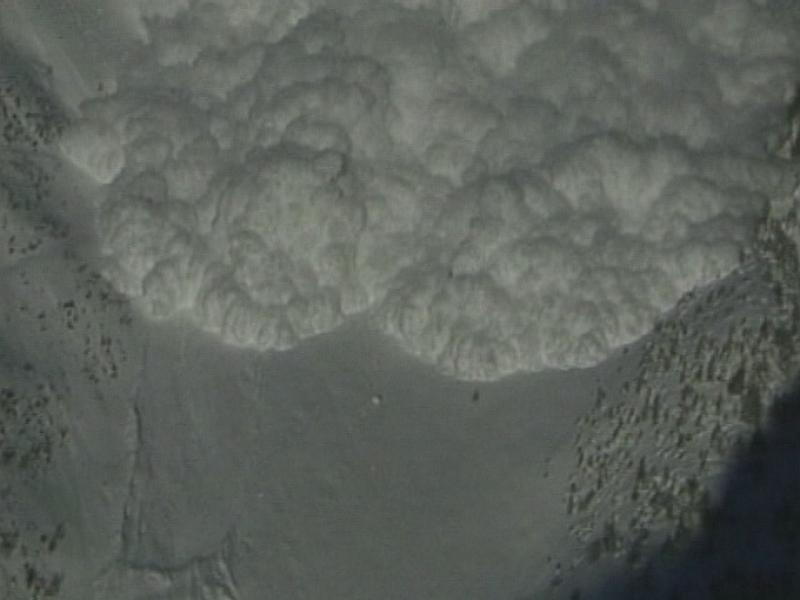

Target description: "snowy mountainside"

left=0, top=45, right=147, bottom=599
left=0, top=41, right=71, bottom=270
left=0, top=246, right=146, bottom=600
left=554, top=176, right=800, bottom=597
left=0, top=42, right=67, bottom=150
left=5, top=2, right=800, bottom=599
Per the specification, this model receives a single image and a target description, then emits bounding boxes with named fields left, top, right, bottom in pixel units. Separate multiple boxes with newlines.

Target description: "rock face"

left=558, top=142, right=800, bottom=597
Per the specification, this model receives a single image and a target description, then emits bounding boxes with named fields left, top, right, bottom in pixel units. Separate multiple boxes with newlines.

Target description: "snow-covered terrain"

left=1, top=1, right=800, bottom=599
left=553, top=205, right=800, bottom=598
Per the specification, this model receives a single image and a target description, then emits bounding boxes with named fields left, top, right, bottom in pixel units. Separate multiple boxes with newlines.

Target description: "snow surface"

left=2, top=1, right=800, bottom=599
left=0, top=153, right=602, bottom=597
left=50, top=0, right=800, bottom=380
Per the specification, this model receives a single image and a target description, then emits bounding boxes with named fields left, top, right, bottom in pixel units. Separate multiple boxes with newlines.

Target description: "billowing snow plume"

left=63, top=0, right=800, bottom=380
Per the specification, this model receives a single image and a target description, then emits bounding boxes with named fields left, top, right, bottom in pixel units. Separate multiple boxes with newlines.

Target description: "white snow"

left=1, top=1, right=800, bottom=599
left=45, top=0, right=800, bottom=380
left=59, top=120, right=125, bottom=184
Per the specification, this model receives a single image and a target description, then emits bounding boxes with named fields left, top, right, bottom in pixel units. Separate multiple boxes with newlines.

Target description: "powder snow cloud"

left=62, top=0, right=800, bottom=380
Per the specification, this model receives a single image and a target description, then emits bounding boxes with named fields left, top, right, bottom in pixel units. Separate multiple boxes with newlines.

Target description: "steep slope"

left=0, top=39, right=149, bottom=600
left=5, top=3, right=800, bottom=598
left=554, top=165, right=800, bottom=597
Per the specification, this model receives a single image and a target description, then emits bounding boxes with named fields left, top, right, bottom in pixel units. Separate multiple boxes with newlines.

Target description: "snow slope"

left=0, top=56, right=600, bottom=597
left=0, top=160, right=604, bottom=598
left=552, top=167, right=800, bottom=597
left=2, top=2, right=800, bottom=600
